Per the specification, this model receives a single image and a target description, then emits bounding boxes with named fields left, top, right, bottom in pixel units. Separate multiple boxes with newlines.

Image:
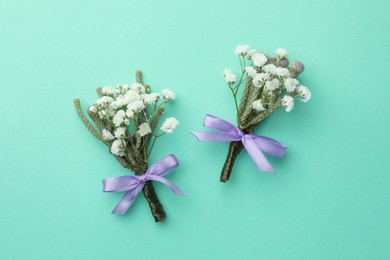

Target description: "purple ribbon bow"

left=103, top=154, right=185, bottom=215
left=191, top=114, right=287, bottom=173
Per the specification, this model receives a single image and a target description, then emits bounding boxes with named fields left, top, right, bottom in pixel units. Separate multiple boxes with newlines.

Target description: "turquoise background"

left=1, top=0, right=389, bottom=259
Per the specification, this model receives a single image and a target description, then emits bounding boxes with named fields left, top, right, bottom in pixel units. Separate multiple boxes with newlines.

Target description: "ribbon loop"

left=203, top=114, right=243, bottom=137
left=191, top=114, right=287, bottom=173
left=102, top=176, right=140, bottom=193
left=191, top=131, right=242, bottom=142
left=102, top=154, right=185, bottom=215
left=146, top=154, right=180, bottom=177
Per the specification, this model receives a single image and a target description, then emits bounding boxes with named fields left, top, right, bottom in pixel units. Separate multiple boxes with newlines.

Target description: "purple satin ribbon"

left=191, top=114, right=287, bottom=173
left=103, top=154, right=185, bottom=215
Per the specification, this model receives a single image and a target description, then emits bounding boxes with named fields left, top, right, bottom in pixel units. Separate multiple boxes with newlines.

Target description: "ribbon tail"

left=242, top=135, right=275, bottom=173
left=147, top=175, right=186, bottom=195
left=250, top=135, right=287, bottom=158
left=190, top=131, right=241, bottom=142
left=111, top=185, right=144, bottom=215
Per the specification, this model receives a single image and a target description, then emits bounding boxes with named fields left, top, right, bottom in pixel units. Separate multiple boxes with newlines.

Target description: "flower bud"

left=289, top=60, right=305, bottom=77
left=276, top=58, right=289, bottom=68
left=268, top=56, right=277, bottom=64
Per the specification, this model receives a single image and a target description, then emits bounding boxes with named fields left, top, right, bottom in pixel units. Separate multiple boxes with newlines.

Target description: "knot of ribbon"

left=103, top=154, right=185, bottom=215
left=191, top=114, right=287, bottom=173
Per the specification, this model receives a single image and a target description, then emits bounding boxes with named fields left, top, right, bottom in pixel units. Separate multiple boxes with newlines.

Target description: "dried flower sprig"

left=222, top=46, right=311, bottom=181
left=74, top=70, right=180, bottom=222
left=192, top=45, right=311, bottom=182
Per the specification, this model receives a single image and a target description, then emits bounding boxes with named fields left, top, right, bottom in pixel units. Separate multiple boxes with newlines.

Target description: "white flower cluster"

left=224, top=69, right=237, bottom=85
left=252, top=100, right=265, bottom=112
left=230, top=45, right=312, bottom=113
left=160, top=117, right=179, bottom=133
left=89, top=83, right=179, bottom=156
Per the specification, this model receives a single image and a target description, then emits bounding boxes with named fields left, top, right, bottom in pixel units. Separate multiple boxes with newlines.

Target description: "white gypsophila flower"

left=127, top=100, right=145, bottom=112
left=297, top=85, right=312, bottom=102
left=141, top=93, right=159, bottom=104
left=234, top=45, right=250, bottom=56
left=137, top=122, right=152, bottom=137
left=114, top=95, right=128, bottom=107
left=252, top=100, right=266, bottom=112
left=102, top=129, right=114, bottom=141
left=252, top=53, right=268, bottom=67
left=113, top=110, right=126, bottom=126
left=262, top=64, right=278, bottom=75
left=122, top=84, right=129, bottom=92
left=102, top=86, right=114, bottom=95
left=96, top=96, right=114, bottom=106
left=245, top=49, right=257, bottom=60
left=149, top=93, right=161, bottom=103
left=282, top=95, right=294, bottom=112
left=276, top=48, right=288, bottom=59
left=223, top=69, right=237, bottom=84
left=265, top=78, right=280, bottom=92
left=89, top=106, right=97, bottom=113
left=115, top=85, right=125, bottom=95
left=160, top=117, right=179, bottom=134
left=252, top=73, right=270, bottom=88
left=284, top=78, right=299, bottom=92
left=98, top=109, right=107, bottom=119
left=109, top=102, right=119, bottom=110
left=126, top=110, right=134, bottom=119
left=161, top=89, right=176, bottom=100
left=131, top=83, right=145, bottom=94
left=108, top=102, right=119, bottom=116
left=110, top=139, right=126, bottom=156
left=141, top=94, right=151, bottom=104
left=124, top=90, right=140, bottom=103
left=274, top=67, right=290, bottom=77
left=114, top=85, right=122, bottom=95
left=245, top=66, right=257, bottom=78
left=114, top=127, right=126, bottom=139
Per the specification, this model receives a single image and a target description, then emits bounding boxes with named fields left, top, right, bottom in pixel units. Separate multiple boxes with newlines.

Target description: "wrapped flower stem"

left=74, top=70, right=180, bottom=222
left=220, top=141, right=244, bottom=182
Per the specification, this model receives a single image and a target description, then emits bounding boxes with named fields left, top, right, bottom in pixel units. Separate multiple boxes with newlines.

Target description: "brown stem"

left=142, top=181, right=166, bottom=222
left=136, top=169, right=166, bottom=222
left=220, top=141, right=244, bottom=182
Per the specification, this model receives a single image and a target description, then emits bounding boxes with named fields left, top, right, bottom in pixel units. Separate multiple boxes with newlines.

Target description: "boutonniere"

left=192, top=45, right=311, bottom=182
left=74, top=71, right=184, bottom=222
